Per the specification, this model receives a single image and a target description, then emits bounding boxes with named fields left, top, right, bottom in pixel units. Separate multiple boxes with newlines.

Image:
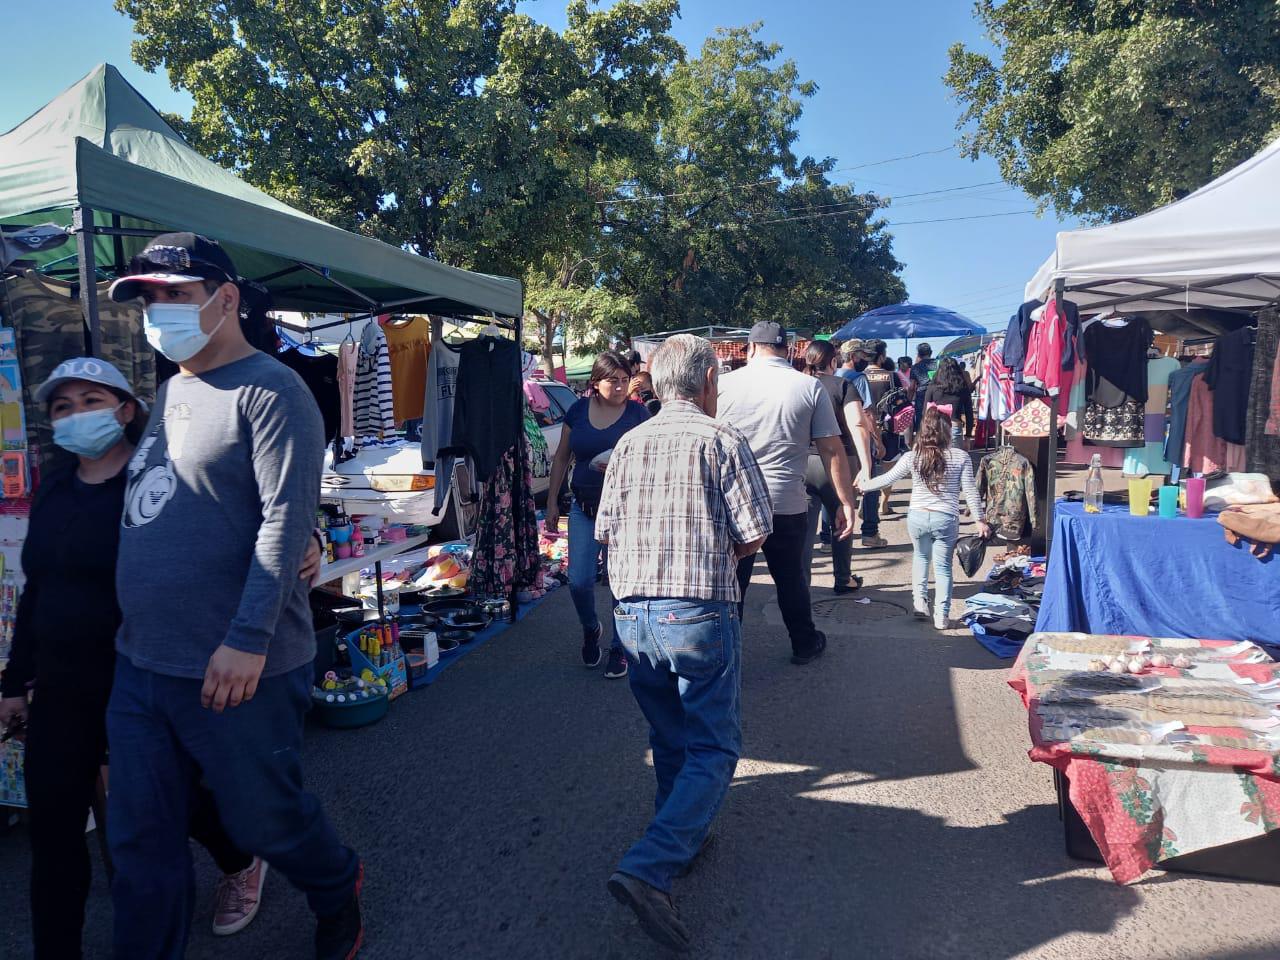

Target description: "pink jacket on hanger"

left=1022, top=298, right=1067, bottom=397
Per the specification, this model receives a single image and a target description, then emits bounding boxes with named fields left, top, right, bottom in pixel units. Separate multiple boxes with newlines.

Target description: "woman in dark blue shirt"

left=545, top=353, right=649, bottom=680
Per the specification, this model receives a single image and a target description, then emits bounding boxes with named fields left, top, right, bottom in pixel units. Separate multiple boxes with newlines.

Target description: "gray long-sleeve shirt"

left=116, top=352, right=322, bottom=680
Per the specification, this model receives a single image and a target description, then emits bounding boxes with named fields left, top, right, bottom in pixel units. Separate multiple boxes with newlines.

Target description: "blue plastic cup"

left=1158, top=484, right=1179, bottom=519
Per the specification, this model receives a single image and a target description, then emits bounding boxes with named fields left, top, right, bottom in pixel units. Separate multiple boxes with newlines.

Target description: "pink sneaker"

left=212, top=857, right=268, bottom=936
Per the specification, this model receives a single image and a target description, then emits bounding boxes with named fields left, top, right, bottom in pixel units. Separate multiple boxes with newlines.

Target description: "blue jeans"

left=613, top=599, right=741, bottom=892
left=907, top=509, right=959, bottom=618
left=568, top=502, right=620, bottom=650
left=107, top=658, right=358, bottom=959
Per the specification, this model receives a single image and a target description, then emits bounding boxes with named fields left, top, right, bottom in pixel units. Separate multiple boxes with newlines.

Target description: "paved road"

left=4, top=493, right=1280, bottom=959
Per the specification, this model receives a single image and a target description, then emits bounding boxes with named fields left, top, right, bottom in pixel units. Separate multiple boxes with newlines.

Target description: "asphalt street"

left=4, top=485, right=1280, bottom=959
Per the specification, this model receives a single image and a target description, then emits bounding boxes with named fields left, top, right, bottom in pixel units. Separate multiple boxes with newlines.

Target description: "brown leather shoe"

left=607, top=872, right=692, bottom=952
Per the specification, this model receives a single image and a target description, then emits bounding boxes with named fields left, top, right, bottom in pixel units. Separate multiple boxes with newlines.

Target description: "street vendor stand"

left=0, top=65, right=533, bottom=789
left=1012, top=632, right=1280, bottom=884
left=1036, top=502, right=1280, bottom=653
left=1009, top=134, right=1280, bottom=880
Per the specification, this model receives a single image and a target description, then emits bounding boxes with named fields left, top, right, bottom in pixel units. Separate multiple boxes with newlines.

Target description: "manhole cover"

left=810, top=597, right=906, bottom=625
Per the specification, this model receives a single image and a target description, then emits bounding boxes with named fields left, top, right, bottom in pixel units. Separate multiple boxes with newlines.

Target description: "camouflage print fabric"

left=0, top=271, right=155, bottom=470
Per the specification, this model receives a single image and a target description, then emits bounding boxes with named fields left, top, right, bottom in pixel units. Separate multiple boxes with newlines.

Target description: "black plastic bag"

left=956, top=533, right=990, bottom=578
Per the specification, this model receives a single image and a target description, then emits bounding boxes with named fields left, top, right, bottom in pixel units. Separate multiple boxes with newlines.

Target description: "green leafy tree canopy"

left=945, top=0, right=1280, bottom=222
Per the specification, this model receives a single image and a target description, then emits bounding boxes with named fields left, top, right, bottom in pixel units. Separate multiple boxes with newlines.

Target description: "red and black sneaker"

left=316, top=862, right=364, bottom=960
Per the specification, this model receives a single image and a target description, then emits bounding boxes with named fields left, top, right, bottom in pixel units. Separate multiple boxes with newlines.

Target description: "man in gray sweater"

left=105, top=235, right=363, bottom=960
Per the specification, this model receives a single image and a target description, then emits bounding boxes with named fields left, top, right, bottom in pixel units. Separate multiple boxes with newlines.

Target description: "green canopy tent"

left=0, top=64, right=523, bottom=355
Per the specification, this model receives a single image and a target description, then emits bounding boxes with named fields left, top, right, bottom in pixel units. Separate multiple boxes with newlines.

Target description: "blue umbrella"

left=832, top=302, right=982, bottom=349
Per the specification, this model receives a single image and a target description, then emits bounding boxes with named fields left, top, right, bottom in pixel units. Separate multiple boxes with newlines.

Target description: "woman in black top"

left=801, top=342, right=871, bottom=594
left=924, top=357, right=975, bottom=448
left=0, top=359, right=320, bottom=954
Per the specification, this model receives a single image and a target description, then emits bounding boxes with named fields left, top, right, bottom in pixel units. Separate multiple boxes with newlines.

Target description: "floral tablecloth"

left=1011, top=632, right=1280, bottom=883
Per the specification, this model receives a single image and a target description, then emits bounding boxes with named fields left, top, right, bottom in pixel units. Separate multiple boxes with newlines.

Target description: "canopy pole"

left=1041, top=278, right=1065, bottom=557
left=73, top=205, right=103, bottom=358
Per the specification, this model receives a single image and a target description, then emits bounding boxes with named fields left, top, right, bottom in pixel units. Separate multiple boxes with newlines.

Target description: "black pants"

left=736, top=511, right=823, bottom=657
left=802, top=454, right=852, bottom=586
left=23, top=682, right=251, bottom=959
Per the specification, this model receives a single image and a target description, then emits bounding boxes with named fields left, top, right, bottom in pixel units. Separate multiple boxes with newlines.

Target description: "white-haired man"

left=595, top=334, right=772, bottom=952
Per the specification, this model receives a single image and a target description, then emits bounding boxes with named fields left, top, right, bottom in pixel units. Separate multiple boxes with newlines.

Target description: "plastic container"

left=1186, top=477, right=1207, bottom=519
left=310, top=688, right=389, bottom=729
left=1128, top=478, right=1151, bottom=516
left=1158, top=484, right=1179, bottom=518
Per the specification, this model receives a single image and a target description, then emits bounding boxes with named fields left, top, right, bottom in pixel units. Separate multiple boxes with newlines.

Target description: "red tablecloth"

left=1011, top=633, right=1280, bottom=883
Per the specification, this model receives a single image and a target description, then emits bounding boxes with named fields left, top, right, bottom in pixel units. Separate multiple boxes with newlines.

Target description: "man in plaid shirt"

left=595, top=334, right=772, bottom=952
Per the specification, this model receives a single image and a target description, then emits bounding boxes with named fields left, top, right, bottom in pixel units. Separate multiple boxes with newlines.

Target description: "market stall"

left=1011, top=631, right=1280, bottom=884
left=0, top=65, right=545, bottom=798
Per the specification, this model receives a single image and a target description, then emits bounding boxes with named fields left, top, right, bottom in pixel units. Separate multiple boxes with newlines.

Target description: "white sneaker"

left=913, top=599, right=929, bottom=620
left=934, top=613, right=950, bottom=631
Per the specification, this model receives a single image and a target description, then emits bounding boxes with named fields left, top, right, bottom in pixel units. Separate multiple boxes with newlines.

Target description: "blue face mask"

left=53, top=406, right=125, bottom=459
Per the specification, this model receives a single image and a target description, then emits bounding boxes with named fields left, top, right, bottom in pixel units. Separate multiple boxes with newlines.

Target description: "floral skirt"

left=471, top=440, right=544, bottom=599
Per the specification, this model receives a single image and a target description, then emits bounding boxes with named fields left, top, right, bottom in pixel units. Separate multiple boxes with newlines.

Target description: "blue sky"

left=3, top=0, right=1074, bottom=333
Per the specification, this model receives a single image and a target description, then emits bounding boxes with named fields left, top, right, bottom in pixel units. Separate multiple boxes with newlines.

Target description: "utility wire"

left=597, top=145, right=957, bottom=205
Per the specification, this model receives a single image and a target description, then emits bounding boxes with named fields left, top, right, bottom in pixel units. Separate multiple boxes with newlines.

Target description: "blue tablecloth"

left=1036, top=501, right=1280, bottom=652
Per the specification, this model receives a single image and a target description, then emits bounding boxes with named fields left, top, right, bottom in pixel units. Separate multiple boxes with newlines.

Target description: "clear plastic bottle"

left=1084, top=454, right=1105, bottom=514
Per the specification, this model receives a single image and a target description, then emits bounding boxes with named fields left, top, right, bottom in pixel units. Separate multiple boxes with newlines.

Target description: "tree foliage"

left=601, top=25, right=904, bottom=332
left=946, top=0, right=1280, bottom=223
left=117, top=2, right=906, bottom=359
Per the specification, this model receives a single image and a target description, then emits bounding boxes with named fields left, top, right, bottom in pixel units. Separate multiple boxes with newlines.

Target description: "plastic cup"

left=1128, top=478, right=1152, bottom=516
left=1158, top=484, right=1179, bottom=519
left=1186, top=477, right=1206, bottom=519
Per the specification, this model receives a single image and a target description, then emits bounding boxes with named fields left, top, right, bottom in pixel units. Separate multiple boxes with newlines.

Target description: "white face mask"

left=143, top=288, right=226, bottom=363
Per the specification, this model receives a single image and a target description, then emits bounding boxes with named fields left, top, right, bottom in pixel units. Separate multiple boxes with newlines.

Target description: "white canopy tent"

left=1026, top=136, right=1280, bottom=314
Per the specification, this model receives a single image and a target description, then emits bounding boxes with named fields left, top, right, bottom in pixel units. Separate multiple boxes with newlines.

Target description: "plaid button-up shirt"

left=595, top=400, right=773, bottom=602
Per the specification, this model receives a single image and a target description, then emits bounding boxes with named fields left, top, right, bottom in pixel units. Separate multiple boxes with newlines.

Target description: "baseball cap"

left=840, top=338, right=862, bottom=357
left=107, top=232, right=238, bottom=303
left=748, top=321, right=787, bottom=347
left=35, top=356, right=149, bottom=411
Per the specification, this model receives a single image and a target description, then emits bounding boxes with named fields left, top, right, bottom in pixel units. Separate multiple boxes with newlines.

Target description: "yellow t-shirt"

left=382, top=317, right=431, bottom=425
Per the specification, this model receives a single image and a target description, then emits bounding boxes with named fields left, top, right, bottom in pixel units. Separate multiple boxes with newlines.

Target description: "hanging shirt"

left=353, top=323, right=394, bottom=442
left=1204, top=326, right=1254, bottom=445
left=1122, top=356, right=1179, bottom=477
left=337, top=340, right=357, bottom=439
left=1184, top=373, right=1246, bottom=474
left=421, top=334, right=461, bottom=469
left=976, top=447, right=1037, bottom=541
left=1165, top=359, right=1209, bottom=467
left=278, top=347, right=341, bottom=445
left=382, top=316, right=431, bottom=425
left=451, top=336, right=524, bottom=484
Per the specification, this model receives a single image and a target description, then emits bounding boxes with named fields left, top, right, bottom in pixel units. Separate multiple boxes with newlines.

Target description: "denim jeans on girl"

left=107, top=658, right=358, bottom=959
left=568, top=502, right=620, bottom=650
left=612, top=599, right=741, bottom=892
left=907, top=509, right=960, bottom=618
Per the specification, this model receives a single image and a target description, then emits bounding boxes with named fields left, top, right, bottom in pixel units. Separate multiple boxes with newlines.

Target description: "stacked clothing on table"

left=964, top=551, right=1046, bottom=658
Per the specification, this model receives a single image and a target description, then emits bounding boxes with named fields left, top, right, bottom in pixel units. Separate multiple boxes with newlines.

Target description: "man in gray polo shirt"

left=718, top=322, right=858, bottom=664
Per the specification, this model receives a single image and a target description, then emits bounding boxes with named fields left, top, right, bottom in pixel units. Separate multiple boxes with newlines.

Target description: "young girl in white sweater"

left=858, top=407, right=989, bottom=629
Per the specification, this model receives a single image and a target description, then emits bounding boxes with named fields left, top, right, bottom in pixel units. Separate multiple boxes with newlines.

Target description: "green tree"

left=602, top=25, right=904, bottom=332
left=945, top=1, right=1280, bottom=222
left=116, top=0, right=680, bottom=273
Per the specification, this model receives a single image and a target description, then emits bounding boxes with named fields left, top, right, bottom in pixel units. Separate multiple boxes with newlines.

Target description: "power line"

left=754, top=208, right=1037, bottom=227
left=597, top=145, right=957, bottom=205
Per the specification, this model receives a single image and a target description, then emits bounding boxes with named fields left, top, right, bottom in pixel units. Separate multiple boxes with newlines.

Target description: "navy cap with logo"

left=107, top=233, right=239, bottom=303
left=748, top=321, right=787, bottom=347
